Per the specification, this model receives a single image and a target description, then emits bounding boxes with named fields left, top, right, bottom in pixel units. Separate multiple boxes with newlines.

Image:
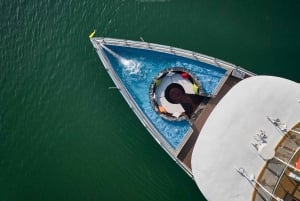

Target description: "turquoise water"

left=1, top=1, right=300, bottom=201
left=103, top=45, right=226, bottom=149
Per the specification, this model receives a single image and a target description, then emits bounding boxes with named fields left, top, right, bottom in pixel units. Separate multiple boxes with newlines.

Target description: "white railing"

left=271, top=146, right=300, bottom=200
left=98, top=37, right=256, bottom=78
left=91, top=37, right=256, bottom=178
left=92, top=39, right=194, bottom=176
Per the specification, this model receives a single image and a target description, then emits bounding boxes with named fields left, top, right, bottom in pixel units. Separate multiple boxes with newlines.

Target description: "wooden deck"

left=177, top=75, right=242, bottom=170
left=253, top=122, right=300, bottom=201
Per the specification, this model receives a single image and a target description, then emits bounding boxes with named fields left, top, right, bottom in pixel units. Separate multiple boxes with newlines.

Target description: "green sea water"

left=1, top=0, right=300, bottom=201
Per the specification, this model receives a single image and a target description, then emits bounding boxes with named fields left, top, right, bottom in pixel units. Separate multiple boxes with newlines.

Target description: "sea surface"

left=1, top=1, right=300, bottom=201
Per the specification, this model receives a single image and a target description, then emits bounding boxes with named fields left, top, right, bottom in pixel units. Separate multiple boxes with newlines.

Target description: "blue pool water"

left=103, top=45, right=226, bottom=149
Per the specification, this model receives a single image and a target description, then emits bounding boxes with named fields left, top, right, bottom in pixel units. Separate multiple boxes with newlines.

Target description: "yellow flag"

left=89, top=30, right=96, bottom=38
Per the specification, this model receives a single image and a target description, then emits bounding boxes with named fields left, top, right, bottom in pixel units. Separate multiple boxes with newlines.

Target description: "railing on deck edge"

left=92, top=39, right=194, bottom=177
left=270, top=147, right=300, bottom=201
left=99, top=37, right=256, bottom=77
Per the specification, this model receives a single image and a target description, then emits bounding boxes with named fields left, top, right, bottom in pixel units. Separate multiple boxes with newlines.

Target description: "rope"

left=273, top=156, right=300, bottom=173
left=235, top=167, right=283, bottom=201
left=291, top=129, right=300, bottom=135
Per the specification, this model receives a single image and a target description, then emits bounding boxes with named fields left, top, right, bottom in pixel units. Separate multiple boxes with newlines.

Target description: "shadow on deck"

left=177, top=75, right=242, bottom=171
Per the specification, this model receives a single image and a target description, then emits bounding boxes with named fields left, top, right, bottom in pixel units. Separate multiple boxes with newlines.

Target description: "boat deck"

left=177, top=75, right=243, bottom=170
left=91, top=37, right=257, bottom=178
left=254, top=122, right=300, bottom=201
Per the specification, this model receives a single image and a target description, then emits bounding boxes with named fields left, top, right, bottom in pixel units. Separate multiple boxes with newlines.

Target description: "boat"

left=90, top=36, right=300, bottom=201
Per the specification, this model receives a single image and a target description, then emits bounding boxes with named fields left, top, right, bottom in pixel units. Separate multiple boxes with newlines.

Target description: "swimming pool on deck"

left=102, top=45, right=226, bottom=149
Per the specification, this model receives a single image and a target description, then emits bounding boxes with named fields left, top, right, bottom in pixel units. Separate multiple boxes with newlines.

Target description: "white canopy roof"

left=191, top=76, right=300, bottom=201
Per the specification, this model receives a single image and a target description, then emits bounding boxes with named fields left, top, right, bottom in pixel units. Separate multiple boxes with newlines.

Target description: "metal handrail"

left=91, top=37, right=255, bottom=178
left=271, top=146, right=300, bottom=199
left=93, top=40, right=190, bottom=156
left=99, top=37, right=255, bottom=77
